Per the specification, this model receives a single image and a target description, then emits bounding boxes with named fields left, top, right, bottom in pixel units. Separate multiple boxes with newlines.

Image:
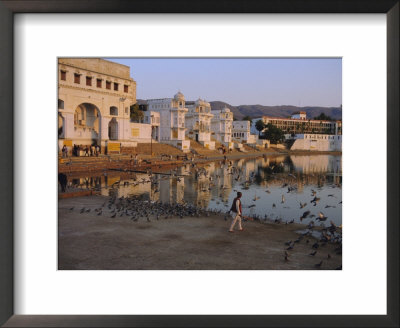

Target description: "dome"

left=222, top=107, right=230, bottom=113
left=174, top=91, right=185, bottom=100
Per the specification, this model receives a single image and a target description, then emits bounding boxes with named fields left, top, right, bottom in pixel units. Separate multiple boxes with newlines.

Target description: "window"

left=58, top=99, right=64, bottom=109
left=110, top=106, right=118, bottom=116
left=60, top=71, right=66, bottom=81
left=86, top=76, right=92, bottom=86
left=114, top=83, right=119, bottom=91
left=106, top=81, right=111, bottom=90
left=124, top=85, right=128, bottom=93
left=74, top=73, right=80, bottom=84
left=96, top=79, right=102, bottom=88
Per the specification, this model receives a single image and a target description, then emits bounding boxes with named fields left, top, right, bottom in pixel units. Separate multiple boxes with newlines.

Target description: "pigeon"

left=300, top=210, right=311, bottom=221
left=315, top=260, right=323, bottom=268
left=317, top=212, right=328, bottom=221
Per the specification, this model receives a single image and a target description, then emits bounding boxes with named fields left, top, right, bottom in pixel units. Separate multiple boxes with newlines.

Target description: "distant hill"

left=138, top=99, right=342, bottom=121
left=209, top=101, right=342, bottom=121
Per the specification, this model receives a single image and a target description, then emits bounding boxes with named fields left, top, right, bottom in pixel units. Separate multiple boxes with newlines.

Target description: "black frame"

left=0, top=0, right=398, bottom=327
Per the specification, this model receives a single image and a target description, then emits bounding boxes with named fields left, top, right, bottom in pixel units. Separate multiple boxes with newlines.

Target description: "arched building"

left=58, top=58, right=137, bottom=152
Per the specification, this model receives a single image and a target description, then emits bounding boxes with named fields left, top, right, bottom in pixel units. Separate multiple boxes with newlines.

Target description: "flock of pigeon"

left=68, top=158, right=342, bottom=269
left=72, top=193, right=223, bottom=222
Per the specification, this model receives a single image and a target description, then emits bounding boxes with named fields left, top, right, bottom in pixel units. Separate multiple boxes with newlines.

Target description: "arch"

left=108, top=117, right=118, bottom=140
left=73, top=103, right=101, bottom=142
left=58, top=99, right=64, bottom=109
left=110, top=106, right=118, bottom=116
left=58, top=113, right=65, bottom=138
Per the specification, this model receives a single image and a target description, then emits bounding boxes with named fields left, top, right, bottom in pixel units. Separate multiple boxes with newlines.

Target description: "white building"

left=185, top=98, right=215, bottom=150
left=232, top=120, right=258, bottom=144
left=58, top=58, right=137, bottom=152
left=287, top=133, right=342, bottom=151
left=147, top=92, right=190, bottom=152
left=211, top=107, right=233, bottom=149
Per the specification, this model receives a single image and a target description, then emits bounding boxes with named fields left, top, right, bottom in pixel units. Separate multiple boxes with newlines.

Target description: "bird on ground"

left=110, top=213, right=116, bottom=218
left=286, top=244, right=294, bottom=250
left=281, top=195, right=285, bottom=203
left=69, top=207, right=74, bottom=211
left=299, top=202, right=307, bottom=209
left=309, top=250, right=317, bottom=256
left=312, top=242, right=319, bottom=249
left=315, top=261, right=323, bottom=268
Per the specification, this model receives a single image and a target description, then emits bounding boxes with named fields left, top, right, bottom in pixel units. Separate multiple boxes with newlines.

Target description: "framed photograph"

left=0, top=1, right=398, bottom=327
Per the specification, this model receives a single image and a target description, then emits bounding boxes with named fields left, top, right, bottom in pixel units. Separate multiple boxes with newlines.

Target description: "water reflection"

left=67, top=154, right=342, bottom=225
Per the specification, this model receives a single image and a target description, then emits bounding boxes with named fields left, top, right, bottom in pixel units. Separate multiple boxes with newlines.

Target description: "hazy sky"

left=107, top=58, right=342, bottom=107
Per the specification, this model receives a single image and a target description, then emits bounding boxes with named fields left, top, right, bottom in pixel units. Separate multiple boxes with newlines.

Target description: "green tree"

left=313, top=113, right=333, bottom=121
left=263, top=123, right=285, bottom=144
left=255, top=119, right=266, bottom=136
left=130, top=103, right=144, bottom=122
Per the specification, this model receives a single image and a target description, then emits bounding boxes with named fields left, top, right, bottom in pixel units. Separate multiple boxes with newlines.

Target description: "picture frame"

left=0, top=0, right=398, bottom=327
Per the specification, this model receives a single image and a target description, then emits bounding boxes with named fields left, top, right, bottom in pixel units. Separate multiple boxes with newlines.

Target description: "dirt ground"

left=58, top=195, right=342, bottom=270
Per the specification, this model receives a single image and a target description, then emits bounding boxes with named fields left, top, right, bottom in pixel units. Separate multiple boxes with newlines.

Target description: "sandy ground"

left=58, top=195, right=342, bottom=270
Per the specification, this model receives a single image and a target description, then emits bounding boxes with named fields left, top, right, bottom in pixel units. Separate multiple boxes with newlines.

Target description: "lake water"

left=67, top=154, right=342, bottom=226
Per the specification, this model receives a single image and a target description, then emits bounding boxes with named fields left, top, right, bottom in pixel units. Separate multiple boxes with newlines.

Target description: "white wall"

left=129, top=123, right=152, bottom=143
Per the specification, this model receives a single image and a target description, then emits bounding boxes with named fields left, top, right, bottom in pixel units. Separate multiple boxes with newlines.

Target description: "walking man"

left=229, top=191, right=244, bottom=232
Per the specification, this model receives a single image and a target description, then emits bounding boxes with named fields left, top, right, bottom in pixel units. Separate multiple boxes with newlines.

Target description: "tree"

left=255, top=119, right=266, bottom=136
left=242, top=115, right=253, bottom=127
left=130, top=103, right=144, bottom=122
left=313, top=113, right=333, bottom=121
left=263, top=123, right=285, bottom=144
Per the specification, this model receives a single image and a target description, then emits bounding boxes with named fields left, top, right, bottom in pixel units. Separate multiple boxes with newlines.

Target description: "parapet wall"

left=290, top=138, right=342, bottom=151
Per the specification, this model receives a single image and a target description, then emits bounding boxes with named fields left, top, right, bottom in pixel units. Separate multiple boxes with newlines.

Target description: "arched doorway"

left=108, top=117, right=118, bottom=140
left=74, top=103, right=101, bottom=144
left=58, top=113, right=65, bottom=138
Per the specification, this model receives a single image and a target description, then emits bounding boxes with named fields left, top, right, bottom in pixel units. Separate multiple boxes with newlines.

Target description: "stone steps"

left=187, top=139, right=220, bottom=156
left=133, top=142, right=183, bottom=156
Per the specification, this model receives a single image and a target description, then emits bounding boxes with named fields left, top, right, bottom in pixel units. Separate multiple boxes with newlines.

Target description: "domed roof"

left=222, top=107, right=231, bottom=113
left=174, top=91, right=185, bottom=100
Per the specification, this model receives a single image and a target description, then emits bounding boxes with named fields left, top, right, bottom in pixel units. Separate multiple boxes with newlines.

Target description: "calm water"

left=67, top=154, right=342, bottom=226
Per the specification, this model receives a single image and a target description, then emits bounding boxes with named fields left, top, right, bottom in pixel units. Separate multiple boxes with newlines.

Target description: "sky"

left=106, top=58, right=342, bottom=107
